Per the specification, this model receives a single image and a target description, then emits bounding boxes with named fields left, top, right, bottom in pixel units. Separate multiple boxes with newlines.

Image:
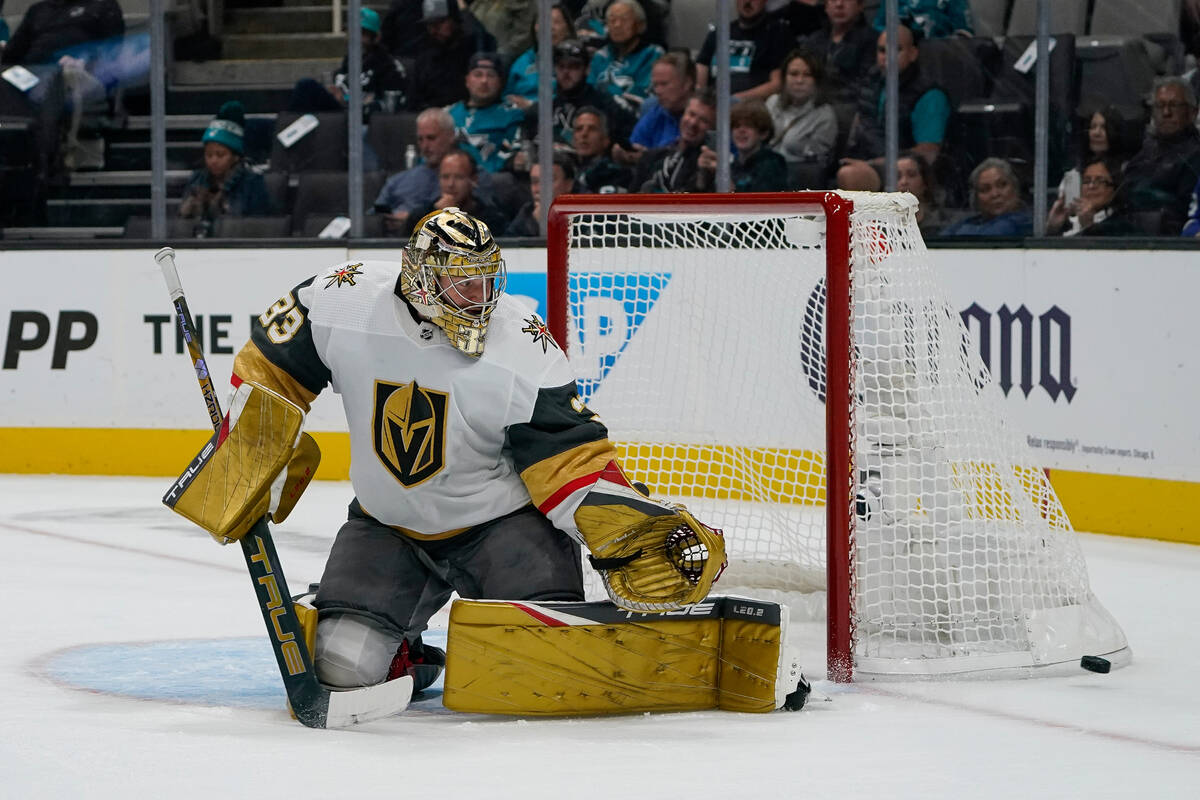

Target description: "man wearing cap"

left=447, top=52, right=525, bottom=173
left=179, top=101, right=273, bottom=232
left=518, top=38, right=634, bottom=148
left=406, top=0, right=498, bottom=109
left=289, top=8, right=408, bottom=115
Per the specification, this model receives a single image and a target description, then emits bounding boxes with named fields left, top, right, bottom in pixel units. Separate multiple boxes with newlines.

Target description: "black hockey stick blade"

left=241, top=517, right=413, bottom=728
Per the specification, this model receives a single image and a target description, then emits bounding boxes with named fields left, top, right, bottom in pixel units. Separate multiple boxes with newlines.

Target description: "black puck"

left=1080, top=655, right=1111, bottom=674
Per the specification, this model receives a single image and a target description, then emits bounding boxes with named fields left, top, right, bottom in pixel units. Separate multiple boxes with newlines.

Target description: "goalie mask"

left=400, top=208, right=507, bottom=357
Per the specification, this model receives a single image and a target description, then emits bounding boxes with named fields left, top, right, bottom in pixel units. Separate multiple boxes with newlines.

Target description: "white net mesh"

left=555, top=192, right=1128, bottom=678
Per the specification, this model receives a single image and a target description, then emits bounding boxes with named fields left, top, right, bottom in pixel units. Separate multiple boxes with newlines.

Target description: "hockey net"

left=547, top=191, right=1129, bottom=681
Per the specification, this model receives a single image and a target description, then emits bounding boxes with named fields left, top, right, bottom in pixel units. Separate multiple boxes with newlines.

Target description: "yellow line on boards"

left=1047, top=468, right=1200, bottom=545
left=0, top=428, right=355, bottom=478
left=1, top=428, right=1196, bottom=545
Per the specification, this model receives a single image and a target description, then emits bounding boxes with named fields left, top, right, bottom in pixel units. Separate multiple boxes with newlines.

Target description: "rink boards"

left=0, top=244, right=1197, bottom=544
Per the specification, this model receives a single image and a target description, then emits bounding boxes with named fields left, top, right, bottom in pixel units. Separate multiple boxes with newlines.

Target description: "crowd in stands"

left=5, top=0, right=1200, bottom=239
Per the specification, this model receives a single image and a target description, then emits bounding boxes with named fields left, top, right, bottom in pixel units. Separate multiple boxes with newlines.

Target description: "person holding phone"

left=694, top=99, right=789, bottom=192
left=1046, top=156, right=1136, bottom=237
left=1046, top=106, right=1131, bottom=235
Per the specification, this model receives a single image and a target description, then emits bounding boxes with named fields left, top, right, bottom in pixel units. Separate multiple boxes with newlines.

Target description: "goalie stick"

left=155, top=246, right=412, bottom=728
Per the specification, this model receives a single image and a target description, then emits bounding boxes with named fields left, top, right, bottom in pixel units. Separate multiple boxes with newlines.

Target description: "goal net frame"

left=546, top=191, right=1128, bottom=682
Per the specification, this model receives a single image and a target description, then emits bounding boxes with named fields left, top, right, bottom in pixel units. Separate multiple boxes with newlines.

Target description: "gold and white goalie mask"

left=400, top=207, right=506, bottom=357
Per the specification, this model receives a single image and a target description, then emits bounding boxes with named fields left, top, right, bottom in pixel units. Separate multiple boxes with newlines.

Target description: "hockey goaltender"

left=164, top=208, right=810, bottom=721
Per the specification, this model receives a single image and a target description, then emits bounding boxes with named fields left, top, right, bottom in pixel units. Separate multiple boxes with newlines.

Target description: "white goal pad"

left=547, top=191, right=1130, bottom=681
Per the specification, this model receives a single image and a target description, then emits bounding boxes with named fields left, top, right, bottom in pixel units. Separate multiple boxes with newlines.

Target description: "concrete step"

left=224, top=5, right=392, bottom=34
left=173, top=58, right=341, bottom=87
left=47, top=197, right=182, bottom=227
left=221, top=33, right=347, bottom=60
left=55, top=170, right=191, bottom=201
left=121, top=84, right=293, bottom=116
left=0, top=226, right=125, bottom=239
left=68, top=170, right=192, bottom=187
left=120, top=113, right=278, bottom=131
left=107, top=141, right=203, bottom=171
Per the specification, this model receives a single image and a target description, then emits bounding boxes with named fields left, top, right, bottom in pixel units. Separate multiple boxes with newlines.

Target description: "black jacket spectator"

left=800, top=11, right=875, bottom=106
left=696, top=4, right=794, bottom=100
left=771, top=0, right=825, bottom=40
left=1122, top=127, right=1200, bottom=235
left=577, top=154, right=631, bottom=193
left=845, top=61, right=948, bottom=159
left=406, top=0, right=498, bottom=110
left=1, top=0, right=124, bottom=66
left=634, top=142, right=704, bottom=193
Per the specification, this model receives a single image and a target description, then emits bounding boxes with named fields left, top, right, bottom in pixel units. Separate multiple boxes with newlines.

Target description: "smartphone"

left=1061, top=170, right=1081, bottom=206
left=704, top=130, right=717, bottom=150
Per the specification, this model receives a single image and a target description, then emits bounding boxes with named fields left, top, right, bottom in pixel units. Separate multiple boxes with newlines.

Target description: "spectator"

left=695, top=99, right=789, bottom=192
left=179, top=101, right=272, bottom=235
left=374, top=107, right=463, bottom=235
left=380, top=0, right=425, bottom=58
left=896, top=150, right=949, bottom=237
left=288, top=9, right=409, bottom=117
left=622, top=50, right=696, bottom=155
left=766, top=48, right=838, bottom=183
left=587, top=0, right=663, bottom=112
left=408, top=147, right=508, bottom=234
left=940, top=157, right=1032, bottom=237
left=696, top=0, right=794, bottom=102
left=518, top=38, right=634, bottom=149
left=1047, top=156, right=1138, bottom=238
left=771, top=0, right=826, bottom=41
left=508, top=150, right=578, bottom=236
left=799, top=0, right=876, bottom=107
left=448, top=52, right=525, bottom=173
left=504, top=3, right=574, bottom=106
left=471, top=0, right=537, bottom=59
left=836, top=23, right=950, bottom=192
left=872, top=0, right=973, bottom=40
left=408, top=0, right=498, bottom=110
left=1121, top=77, right=1200, bottom=235
left=1048, top=107, right=1132, bottom=235
left=0, top=0, right=125, bottom=179
left=574, top=0, right=669, bottom=50
left=1, top=0, right=123, bottom=67
left=572, top=106, right=633, bottom=192
left=633, top=90, right=716, bottom=193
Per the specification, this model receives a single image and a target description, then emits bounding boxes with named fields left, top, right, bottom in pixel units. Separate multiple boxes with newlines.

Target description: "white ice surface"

left=1, top=475, right=1198, bottom=799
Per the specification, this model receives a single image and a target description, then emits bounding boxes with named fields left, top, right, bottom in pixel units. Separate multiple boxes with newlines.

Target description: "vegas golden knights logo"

left=372, top=380, right=448, bottom=487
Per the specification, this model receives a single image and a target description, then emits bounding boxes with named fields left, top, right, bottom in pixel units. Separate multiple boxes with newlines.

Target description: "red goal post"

left=546, top=192, right=1129, bottom=682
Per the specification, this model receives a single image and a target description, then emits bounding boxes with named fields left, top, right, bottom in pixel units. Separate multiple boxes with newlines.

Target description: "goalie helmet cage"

left=547, top=191, right=1130, bottom=682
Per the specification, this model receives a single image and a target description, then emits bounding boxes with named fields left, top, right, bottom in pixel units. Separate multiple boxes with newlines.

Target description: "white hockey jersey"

left=232, top=259, right=619, bottom=538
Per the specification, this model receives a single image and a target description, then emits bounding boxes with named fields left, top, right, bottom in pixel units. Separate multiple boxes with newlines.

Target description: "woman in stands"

left=940, top=157, right=1032, bottom=237
left=1046, top=106, right=1131, bottom=235
left=766, top=48, right=837, bottom=188
left=179, top=101, right=272, bottom=236
left=896, top=150, right=949, bottom=237
left=1046, top=156, right=1138, bottom=237
left=504, top=4, right=575, bottom=109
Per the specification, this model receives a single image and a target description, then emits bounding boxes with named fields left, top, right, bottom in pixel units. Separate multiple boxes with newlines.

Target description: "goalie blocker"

left=443, top=596, right=809, bottom=715
left=163, top=381, right=319, bottom=544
